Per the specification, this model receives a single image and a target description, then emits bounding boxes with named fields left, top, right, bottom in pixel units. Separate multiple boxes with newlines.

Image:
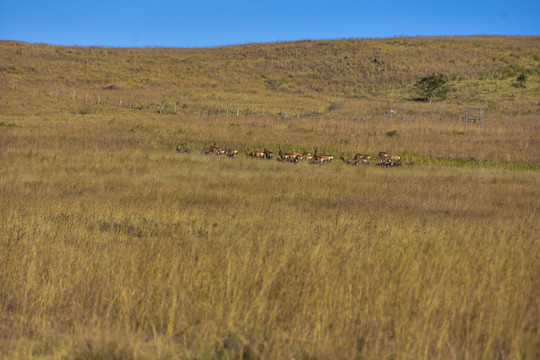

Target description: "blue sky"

left=1, top=1, right=539, bottom=48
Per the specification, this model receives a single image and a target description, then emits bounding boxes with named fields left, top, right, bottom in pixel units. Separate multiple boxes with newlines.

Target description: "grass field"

left=1, top=37, right=539, bottom=359
left=1, top=114, right=539, bottom=359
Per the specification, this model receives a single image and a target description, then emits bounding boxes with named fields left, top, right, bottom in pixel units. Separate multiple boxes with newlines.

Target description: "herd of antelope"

left=176, top=144, right=413, bottom=167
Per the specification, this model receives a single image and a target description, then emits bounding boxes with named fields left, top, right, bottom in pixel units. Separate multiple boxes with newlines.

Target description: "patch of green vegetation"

left=0, top=122, right=21, bottom=128
left=412, top=155, right=539, bottom=171
left=386, top=129, right=398, bottom=137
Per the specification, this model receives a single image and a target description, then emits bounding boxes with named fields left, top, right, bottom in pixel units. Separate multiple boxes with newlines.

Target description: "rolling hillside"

left=1, top=36, right=539, bottom=118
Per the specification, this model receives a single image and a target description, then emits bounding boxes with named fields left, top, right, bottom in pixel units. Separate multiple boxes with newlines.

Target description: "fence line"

left=4, top=87, right=536, bottom=126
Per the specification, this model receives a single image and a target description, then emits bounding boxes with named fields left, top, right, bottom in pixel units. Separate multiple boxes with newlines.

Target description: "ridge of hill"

left=1, top=36, right=539, bottom=118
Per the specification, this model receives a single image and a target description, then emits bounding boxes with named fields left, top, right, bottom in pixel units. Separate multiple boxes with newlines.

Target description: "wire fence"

left=2, top=87, right=540, bottom=127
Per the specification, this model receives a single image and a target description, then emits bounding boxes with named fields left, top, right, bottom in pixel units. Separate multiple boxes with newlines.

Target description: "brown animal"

left=225, top=148, right=238, bottom=157
left=176, top=145, right=191, bottom=153
left=263, top=149, right=274, bottom=159
left=277, top=156, right=298, bottom=164
left=279, top=149, right=295, bottom=159
left=314, top=148, right=333, bottom=162
left=340, top=154, right=352, bottom=164
left=206, top=144, right=224, bottom=154
left=354, top=153, right=371, bottom=161
left=310, top=158, right=325, bottom=165
left=247, top=150, right=265, bottom=159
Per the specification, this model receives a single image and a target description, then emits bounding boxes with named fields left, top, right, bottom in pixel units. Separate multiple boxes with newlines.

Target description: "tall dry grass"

left=1, top=116, right=539, bottom=359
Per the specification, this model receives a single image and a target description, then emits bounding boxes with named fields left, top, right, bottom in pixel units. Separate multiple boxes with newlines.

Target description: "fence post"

left=97, top=93, right=100, bottom=105
left=237, top=109, right=239, bottom=117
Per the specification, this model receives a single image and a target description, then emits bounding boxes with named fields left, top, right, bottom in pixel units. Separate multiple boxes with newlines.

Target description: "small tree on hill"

left=414, top=73, right=449, bottom=103
left=512, top=73, right=527, bottom=88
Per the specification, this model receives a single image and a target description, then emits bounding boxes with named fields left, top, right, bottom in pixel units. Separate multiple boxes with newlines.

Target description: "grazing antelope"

left=204, top=143, right=224, bottom=154
left=279, top=149, right=295, bottom=159
left=313, top=148, right=323, bottom=162
left=263, top=149, right=274, bottom=159
left=225, top=148, right=238, bottom=157
left=310, top=158, right=325, bottom=165
left=354, top=153, right=371, bottom=161
left=288, top=157, right=299, bottom=164
left=176, top=145, right=191, bottom=153
left=360, top=159, right=373, bottom=165
left=302, top=152, right=312, bottom=161
left=247, top=150, right=265, bottom=159
left=277, top=156, right=298, bottom=163
left=340, top=154, right=352, bottom=165
left=320, top=152, right=334, bottom=162
left=314, top=148, right=334, bottom=162
left=376, top=160, right=392, bottom=167
left=378, top=151, right=389, bottom=161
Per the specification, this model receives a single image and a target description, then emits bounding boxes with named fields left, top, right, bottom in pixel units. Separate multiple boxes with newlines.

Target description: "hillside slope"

left=1, top=36, right=539, bottom=118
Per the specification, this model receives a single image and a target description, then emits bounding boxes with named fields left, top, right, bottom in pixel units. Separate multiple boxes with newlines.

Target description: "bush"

left=512, top=73, right=527, bottom=88
left=413, top=73, right=449, bottom=103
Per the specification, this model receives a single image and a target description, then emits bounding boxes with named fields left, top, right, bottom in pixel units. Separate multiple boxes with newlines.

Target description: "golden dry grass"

left=1, top=36, right=539, bottom=359
left=1, top=114, right=539, bottom=359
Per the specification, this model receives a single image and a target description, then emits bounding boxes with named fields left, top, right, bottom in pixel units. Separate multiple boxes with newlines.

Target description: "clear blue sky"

left=1, top=0, right=539, bottom=48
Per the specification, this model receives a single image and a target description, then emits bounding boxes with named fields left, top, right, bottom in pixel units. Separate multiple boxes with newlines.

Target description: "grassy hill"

left=1, top=36, right=539, bottom=118
left=1, top=37, right=539, bottom=359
